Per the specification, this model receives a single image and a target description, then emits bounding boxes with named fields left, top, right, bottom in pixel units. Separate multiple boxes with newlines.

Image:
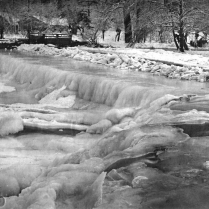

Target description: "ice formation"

left=0, top=82, right=15, bottom=93
left=18, top=44, right=209, bottom=82
left=0, top=112, right=23, bottom=136
left=1, top=55, right=209, bottom=208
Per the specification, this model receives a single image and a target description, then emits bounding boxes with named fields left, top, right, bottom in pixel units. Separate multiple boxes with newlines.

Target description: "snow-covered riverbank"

left=17, top=44, right=209, bottom=82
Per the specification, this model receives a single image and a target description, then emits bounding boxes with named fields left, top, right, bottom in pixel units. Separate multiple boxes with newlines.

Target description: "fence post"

left=56, top=34, right=59, bottom=47
left=42, top=34, right=46, bottom=44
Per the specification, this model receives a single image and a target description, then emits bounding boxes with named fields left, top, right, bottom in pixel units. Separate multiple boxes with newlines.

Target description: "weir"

left=1, top=54, right=209, bottom=208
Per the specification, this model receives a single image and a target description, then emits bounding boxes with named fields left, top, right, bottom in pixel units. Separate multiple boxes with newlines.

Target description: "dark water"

left=14, top=126, right=81, bottom=137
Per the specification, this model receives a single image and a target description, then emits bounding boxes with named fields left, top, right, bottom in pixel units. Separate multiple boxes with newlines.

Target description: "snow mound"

left=0, top=82, right=15, bottom=93
left=39, top=86, right=76, bottom=107
left=0, top=113, right=23, bottom=136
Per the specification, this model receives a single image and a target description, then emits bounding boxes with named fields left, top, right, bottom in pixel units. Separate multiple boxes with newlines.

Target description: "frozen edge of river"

left=17, top=44, right=209, bottom=82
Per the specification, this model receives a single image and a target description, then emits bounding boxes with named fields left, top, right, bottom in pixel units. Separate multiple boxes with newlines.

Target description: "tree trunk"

left=179, top=25, right=184, bottom=52
left=159, top=31, right=163, bottom=43
left=27, top=29, right=31, bottom=44
left=124, top=12, right=132, bottom=43
left=0, top=29, right=3, bottom=39
left=183, top=33, right=189, bottom=50
left=179, top=0, right=184, bottom=52
left=172, top=30, right=179, bottom=50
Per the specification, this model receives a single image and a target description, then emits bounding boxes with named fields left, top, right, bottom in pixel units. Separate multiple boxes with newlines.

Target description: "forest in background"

left=0, top=0, right=209, bottom=51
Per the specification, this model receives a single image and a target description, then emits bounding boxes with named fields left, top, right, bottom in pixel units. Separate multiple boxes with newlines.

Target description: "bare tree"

left=0, top=0, right=17, bottom=38
left=123, top=0, right=209, bottom=51
left=162, top=0, right=209, bottom=51
left=58, top=0, right=92, bottom=35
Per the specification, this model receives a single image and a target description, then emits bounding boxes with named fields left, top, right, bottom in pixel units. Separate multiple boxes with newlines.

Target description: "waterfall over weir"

left=0, top=54, right=174, bottom=107
left=1, top=54, right=209, bottom=208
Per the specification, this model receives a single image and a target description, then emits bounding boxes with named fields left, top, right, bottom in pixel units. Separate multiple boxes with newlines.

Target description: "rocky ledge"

left=17, top=44, right=209, bottom=82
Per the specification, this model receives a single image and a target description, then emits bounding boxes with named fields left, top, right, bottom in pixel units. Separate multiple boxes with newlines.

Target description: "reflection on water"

left=1, top=50, right=209, bottom=208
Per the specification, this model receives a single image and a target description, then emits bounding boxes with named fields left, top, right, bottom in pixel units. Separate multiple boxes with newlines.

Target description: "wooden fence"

left=29, top=33, right=72, bottom=47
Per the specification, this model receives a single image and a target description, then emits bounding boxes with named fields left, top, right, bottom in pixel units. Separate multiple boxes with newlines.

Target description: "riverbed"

left=1, top=50, right=209, bottom=209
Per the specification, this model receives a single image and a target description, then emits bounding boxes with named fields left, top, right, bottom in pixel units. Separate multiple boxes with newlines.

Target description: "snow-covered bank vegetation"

left=18, top=44, right=209, bottom=82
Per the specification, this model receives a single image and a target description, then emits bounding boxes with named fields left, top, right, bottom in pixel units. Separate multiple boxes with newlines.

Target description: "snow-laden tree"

left=119, top=0, right=209, bottom=51
left=0, top=0, right=18, bottom=38
left=83, top=0, right=123, bottom=45
left=0, top=0, right=51, bottom=37
left=161, top=0, right=209, bottom=51
left=58, top=0, right=94, bottom=33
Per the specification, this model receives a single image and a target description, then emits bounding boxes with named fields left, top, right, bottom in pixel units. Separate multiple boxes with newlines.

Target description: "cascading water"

left=1, top=52, right=209, bottom=209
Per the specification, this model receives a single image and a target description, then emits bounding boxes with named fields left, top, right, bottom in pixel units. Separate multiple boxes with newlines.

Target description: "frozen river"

left=1, top=50, right=209, bottom=209
left=2, top=50, right=209, bottom=91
